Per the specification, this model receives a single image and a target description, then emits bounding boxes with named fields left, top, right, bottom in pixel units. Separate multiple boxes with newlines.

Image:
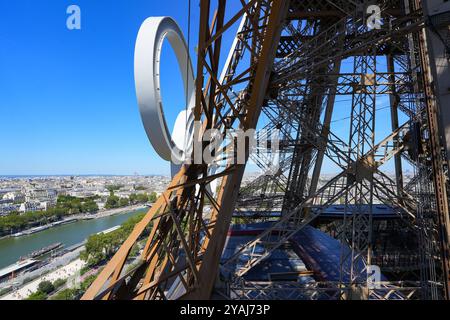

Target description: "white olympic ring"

left=134, top=16, right=195, bottom=163
left=135, top=17, right=218, bottom=194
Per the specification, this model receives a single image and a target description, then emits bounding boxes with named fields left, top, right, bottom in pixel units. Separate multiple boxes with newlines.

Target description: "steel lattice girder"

left=222, top=0, right=448, bottom=299
left=82, top=0, right=291, bottom=300
left=83, top=0, right=450, bottom=300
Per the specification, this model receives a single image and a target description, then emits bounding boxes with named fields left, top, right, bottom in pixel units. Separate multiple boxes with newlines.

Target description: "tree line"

left=104, top=191, right=157, bottom=209
left=0, top=192, right=157, bottom=236
left=80, top=211, right=148, bottom=266
left=0, top=195, right=99, bottom=236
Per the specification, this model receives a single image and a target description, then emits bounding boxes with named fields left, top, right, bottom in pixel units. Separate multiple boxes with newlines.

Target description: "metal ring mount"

left=135, top=16, right=195, bottom=162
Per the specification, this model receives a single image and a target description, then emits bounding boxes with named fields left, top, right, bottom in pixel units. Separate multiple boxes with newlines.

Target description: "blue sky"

left=0, top=0, right=201, bottom=175
left=0, top=1, right=402, bottom=176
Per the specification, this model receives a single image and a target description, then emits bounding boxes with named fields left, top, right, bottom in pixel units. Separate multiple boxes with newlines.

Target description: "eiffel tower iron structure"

left=82, top=0, right=450, bottom=300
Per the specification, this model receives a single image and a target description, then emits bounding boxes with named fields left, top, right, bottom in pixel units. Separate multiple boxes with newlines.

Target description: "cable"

left=330, top=104, right=391, bottom=123
left=185, top=0, right=191, bottom=149
left=334, top=98, right=354, bottom=103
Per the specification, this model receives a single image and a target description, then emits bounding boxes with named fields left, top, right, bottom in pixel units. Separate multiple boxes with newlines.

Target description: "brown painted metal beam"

left=181, top=0, right=291, bottom=300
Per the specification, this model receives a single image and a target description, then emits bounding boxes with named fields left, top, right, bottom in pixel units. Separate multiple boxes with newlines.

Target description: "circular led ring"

left=135, top=16, right=219, bottom=195
left=135, top=16, right=195, bottom=161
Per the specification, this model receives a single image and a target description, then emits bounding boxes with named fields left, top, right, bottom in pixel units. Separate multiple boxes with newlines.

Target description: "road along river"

left=0, top=208, right=146, bottom=269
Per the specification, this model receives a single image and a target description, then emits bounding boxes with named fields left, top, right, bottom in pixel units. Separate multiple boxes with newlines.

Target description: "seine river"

left=0, top=208, right=146, bottom=269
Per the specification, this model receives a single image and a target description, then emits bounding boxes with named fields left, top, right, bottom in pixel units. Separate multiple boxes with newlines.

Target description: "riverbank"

left=1, top=258, right=86, bottom=300
left=0, top=204, right=149, bottom=240
left=84, top=204, right=148, bottom=219
left=0, top=208, right=146, bottom=270
left=0, top=209, right=146, bottom=300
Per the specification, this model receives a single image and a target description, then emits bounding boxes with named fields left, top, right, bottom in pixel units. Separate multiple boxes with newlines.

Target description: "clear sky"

left=0, top=0, right=202, bottom=176
left=0, top=1, right=402, bottom=176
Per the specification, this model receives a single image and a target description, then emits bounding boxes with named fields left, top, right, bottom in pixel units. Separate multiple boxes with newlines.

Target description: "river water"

left=0, top=209, right=146, bottom=269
